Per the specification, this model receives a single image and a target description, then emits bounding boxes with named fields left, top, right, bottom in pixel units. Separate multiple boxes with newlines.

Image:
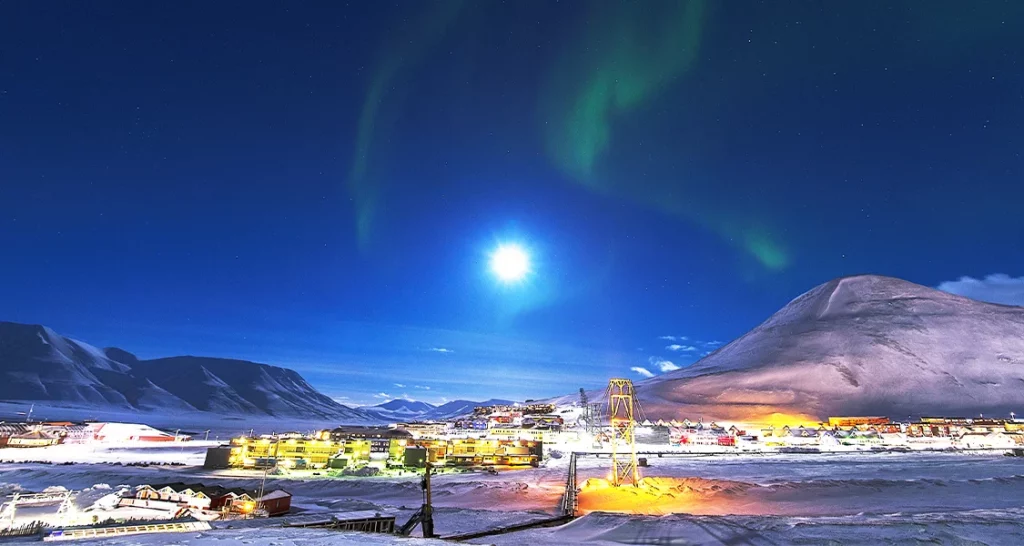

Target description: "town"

left=4, top=401, right=1022, bottom=475
left=207, top=411, right=1024, bottom=474
left=0, top=391, right=1023, bottom=541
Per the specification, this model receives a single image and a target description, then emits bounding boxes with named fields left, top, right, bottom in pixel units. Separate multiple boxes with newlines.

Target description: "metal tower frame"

left=607, top=378, right=640, bottom=487
left=579, top=388, right=604, bottom=435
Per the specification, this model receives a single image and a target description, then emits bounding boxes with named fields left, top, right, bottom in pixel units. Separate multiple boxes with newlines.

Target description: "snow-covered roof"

left=258, top=490, right=292, bottom=501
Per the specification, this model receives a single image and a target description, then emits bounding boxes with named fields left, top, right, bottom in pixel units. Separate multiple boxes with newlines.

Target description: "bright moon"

left=490, top=244, right=530, bottom=282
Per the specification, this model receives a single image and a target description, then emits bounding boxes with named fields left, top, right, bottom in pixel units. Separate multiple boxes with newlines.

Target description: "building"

left=329, top=426, right=413, bottom=467
left=486, top=427, right=576, bottom=444
left=783, top=426, right=821, bottom=446
left=827, top=417, right=890, bottom=427
left=475, top=403, right=554, bottom=416
left=522, top=415, right=564, bottom=430
left=230, top=437, right=344, bottom=469
left=835, top=428, right=883, bottom=446
left=132, top=483, right=291, bottom=516
left=0, top=423, right=31, bottom=447
left=204, top=446, right=233, bottom=469
left=256, top=490, right=292, bottom=516
left=222, top=434, right=541, bottom=470
left=86, top=422, right=189, bottom=443
left=404, top=447, right=428, bottom=468
left=453, top=418, right=489, bottom=431
left=447, top=438, right=542, bottom=466
left=7, top=429, right=59, bottom=448
left=394, top=422, right=450, bottom=439
left=41, top=422, right=92, bottom=443
left=133, top=484, right=213, bottom=511
left=327, top=426, right=413, bottom=442
left=672, top=424, right=735, bottom=447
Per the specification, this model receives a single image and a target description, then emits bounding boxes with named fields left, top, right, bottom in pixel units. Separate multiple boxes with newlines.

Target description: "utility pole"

left=578, top=388, right=591, bottom=434
left=255, top=466, right=268, bottom=517
left=421, top=463, right=435, bottom=538
left=396, top=463, right=436, bottom=537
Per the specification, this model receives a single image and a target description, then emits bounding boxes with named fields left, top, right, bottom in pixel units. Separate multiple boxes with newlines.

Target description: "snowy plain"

left=2, top=449, right=1024, bottom=544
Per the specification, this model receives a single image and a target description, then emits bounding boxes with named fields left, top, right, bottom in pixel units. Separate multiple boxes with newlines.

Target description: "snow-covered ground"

left=0, top=401, right=349, bottom=437
left=0, top=442, right=222, bottom=465
left=1, top=451, right=1022, bottom=544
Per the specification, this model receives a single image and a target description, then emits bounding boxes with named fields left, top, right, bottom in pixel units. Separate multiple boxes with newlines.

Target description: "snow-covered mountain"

left=0, top=321, right=373, bottom=422
left=364, top=399, right=437, bottom=421
left=631, top=275, right=1024, bottom=422
left=360, top=398, right=519, bottom=422
left=422, top=399, right=516, bottom=420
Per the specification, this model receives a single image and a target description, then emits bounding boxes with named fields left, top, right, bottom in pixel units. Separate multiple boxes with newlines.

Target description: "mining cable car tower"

left=607, top=378, right=644, bottom=487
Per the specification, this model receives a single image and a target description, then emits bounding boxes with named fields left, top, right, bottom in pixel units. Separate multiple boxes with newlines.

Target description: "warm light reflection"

left=577, top=476, right=754, bottom=516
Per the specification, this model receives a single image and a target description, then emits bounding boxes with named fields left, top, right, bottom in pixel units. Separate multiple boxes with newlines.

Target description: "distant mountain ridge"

left=630, top=275, right=1024, bottom=422
left=363, top=399, right=437, bottom=421
left=362, top=398, right=517, bottom=422
left=0, top=321, right=372, bottom=422
left=423, top=399, right=516, bottom=420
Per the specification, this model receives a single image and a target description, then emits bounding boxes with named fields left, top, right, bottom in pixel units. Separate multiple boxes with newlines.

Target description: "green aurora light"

left=348, top=2, right=464, bottom=249
left=540, top=0, right=789, bottom=271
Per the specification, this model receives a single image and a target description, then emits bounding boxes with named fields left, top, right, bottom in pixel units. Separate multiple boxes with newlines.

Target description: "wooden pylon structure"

left=607, top=378, right=640, bottom=487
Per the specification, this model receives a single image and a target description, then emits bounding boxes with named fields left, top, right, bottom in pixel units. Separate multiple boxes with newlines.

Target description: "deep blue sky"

left=2, top=2, right=1023, bottom=406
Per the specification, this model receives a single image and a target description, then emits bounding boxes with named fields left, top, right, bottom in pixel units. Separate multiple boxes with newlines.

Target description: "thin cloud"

left=666, top=344, right=698, bottom=352
left=394, top=383, right=406, bottom=388
left=373, top=392, right=391, bottom=399
left=658, top=335, right=688, bottom=341
left=649, top=357, right=680, bottom=372
left=431, top=347, right=455, bottom=354
left=938, top=274, right=1024, bottom=306
left=414, top=385, right=430, bottom=390
left=630, top=366, right=655, bottom=378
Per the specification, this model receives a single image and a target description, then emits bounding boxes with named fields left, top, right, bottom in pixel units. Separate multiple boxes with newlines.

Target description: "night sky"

left=2, top=2, right=1023, bottom=406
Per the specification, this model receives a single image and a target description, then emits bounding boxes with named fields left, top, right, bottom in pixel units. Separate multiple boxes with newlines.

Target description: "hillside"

left=0, top=321, right=372, bottom=422
left=633, top=275, right=1024, bottom=422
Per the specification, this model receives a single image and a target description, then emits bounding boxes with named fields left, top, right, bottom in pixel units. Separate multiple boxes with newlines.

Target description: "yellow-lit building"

left=226, top=435, right=541, bottom=469
left=230, top=437, right=345, bottom=469
left=448, top=438, right=541, bottom=466
left=827, top=417, right=889, bottom=428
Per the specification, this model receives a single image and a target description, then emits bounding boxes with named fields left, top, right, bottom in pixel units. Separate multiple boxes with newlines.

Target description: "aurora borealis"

left=3, top=1, right=1023, bottom=404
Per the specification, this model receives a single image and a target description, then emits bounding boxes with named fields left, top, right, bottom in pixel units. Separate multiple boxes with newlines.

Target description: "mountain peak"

left=0, top=320, right=374, bottom=422
left=638, top=275, right=1024, bottom=422
left=372, top=399, right=436, bottom=412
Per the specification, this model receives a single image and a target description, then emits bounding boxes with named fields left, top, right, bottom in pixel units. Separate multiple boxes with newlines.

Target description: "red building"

left=257, top=490, right=292, bottom=516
